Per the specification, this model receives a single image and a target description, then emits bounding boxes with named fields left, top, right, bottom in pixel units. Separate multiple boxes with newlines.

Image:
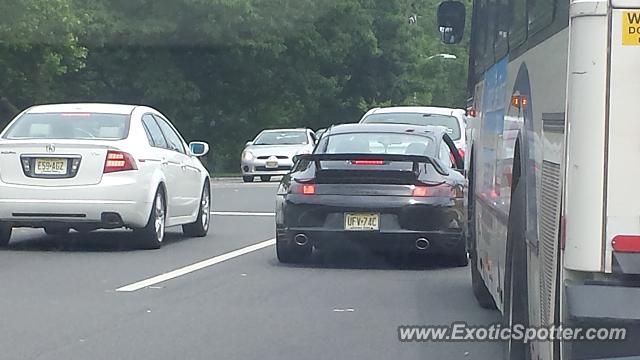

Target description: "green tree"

left=0, top=0, right=86, bottom=126
left=1, top=0, right=470, bottom=172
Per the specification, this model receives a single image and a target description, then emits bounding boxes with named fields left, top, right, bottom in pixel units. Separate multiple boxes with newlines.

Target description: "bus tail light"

left=612, top=235, right=640, bottom=253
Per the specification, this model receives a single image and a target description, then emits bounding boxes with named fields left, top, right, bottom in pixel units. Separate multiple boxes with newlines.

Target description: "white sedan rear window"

left=361, top=113, right=461, bottom=140
left=3, top=113, right=129, bottom=140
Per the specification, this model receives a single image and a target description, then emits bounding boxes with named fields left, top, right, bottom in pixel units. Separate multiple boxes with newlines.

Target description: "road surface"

left=0, top=179, right=501, bottom=359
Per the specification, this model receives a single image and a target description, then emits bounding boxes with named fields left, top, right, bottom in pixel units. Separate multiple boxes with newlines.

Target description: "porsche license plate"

left=34, top=158, right=67, bottom=175
left=344, top=212, right=379, bottom=231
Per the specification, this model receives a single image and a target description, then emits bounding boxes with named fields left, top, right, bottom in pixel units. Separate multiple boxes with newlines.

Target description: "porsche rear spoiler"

left=296, top=153, right=445, bottom=174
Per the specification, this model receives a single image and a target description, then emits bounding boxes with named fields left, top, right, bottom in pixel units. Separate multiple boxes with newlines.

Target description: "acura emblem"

left=46, top=144, right=56, bottom=153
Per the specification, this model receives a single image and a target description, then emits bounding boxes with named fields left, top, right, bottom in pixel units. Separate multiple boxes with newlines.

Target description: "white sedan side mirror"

left=189, top=141, right=209, bottom=157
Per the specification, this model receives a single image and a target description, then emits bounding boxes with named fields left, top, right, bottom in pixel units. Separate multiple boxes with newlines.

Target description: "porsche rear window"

left=325, top=132, right=436, bottom=156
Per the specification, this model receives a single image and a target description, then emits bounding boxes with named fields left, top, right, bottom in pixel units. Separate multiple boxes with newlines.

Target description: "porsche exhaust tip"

left=294, top=234, right=309, bottom=246
left=415, top=238, right=430, bottom=250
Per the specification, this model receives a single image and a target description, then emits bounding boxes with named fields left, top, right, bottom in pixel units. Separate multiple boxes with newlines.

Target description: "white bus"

left=437, top=0, right=640, bottom=359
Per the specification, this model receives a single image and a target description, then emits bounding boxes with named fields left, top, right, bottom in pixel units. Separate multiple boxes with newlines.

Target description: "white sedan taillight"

left=103, top=150, right=137, bottom=173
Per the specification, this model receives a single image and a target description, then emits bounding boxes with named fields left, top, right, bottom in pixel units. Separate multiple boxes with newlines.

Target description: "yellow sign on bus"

left=623, top=11, right=640, bottom=45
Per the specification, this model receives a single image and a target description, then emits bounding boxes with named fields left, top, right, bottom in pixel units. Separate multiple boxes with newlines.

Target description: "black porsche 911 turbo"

left=275, top=123, right=467, bottom=266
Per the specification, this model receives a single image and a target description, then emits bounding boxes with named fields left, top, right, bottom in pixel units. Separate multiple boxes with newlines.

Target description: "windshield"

left=325, top=132, right=436, bottom=156
left=254, top=131, right=308, bottom=145
left=3, top=113, right=129, bottom=140
left=361, top=113, right=461, bottom=140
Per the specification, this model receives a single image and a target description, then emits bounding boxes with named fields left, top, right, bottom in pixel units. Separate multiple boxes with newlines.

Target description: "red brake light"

left=612, top=235, right=640, bottom=253
left=302, top=184, right=315, bottom=195
left=412, top=184, right=462, bottom=198
left=458, top=148, right=465, bottom=159
left=413, top=186, right=429, bottom=197
left=104, top=150, right=137, bottom=173
left=291, top=183, right=316, bottom=195
left=351, top=160, right=385, bottom=165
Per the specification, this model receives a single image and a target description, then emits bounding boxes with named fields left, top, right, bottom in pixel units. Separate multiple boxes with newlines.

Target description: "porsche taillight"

left=291, top=183, right=315, bottom=195
left=412, top=184, right=462, bottom=198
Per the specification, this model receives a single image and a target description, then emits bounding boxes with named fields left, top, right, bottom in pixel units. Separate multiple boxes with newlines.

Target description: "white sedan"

left=0, top=103, right=211, bottom=249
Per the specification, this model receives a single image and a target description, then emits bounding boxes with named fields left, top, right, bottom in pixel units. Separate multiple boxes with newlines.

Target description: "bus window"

left=494, top=0, right=510, bottom=59
left=474, top=0, right=488, bottom=74
left=509, top=0, right=527, bottom=48
left=483, top=0, right=498, bottom=66
left=474, top=0, right=498, bottom=73
left=528, top=0, right=555, bottom=34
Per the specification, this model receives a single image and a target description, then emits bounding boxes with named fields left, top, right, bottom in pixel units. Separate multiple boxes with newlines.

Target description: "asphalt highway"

left=0, top=179, right=501, bottom=360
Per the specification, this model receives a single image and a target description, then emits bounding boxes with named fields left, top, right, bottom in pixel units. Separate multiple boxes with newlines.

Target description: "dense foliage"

left=0, top=0, right=470, bottom=172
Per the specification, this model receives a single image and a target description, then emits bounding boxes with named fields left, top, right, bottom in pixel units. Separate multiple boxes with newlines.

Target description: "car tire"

left=276, top=234, right=311, bottom=263
left=503, top=179, right=531, bottom=359
left=135, top=188, right=166, bottom=250
left=0, top=223, right=12, bottom=247
left=183, top=182, right=211, bottom=237
left=449, top=240, right=469, bottom=267
left=260, top=175, right=271, bottom=182
left=242, top=176, right=254, bottom=183
left=44, top=227, right=70, bottom=236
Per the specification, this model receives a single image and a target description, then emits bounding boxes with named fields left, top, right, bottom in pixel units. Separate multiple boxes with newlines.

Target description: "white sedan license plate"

left=344, top=212, right=380, bottom=231
left=265, top=161, right=278, bottom=169
left=34, top=158, right=67, bottom=175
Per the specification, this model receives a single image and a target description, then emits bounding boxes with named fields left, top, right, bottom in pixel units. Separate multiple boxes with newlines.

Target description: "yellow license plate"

left=344, top=213, right=379, bottom=231
left=265, top=161, right=278, bottom=168
left=34, top=158, right=67, bottom=175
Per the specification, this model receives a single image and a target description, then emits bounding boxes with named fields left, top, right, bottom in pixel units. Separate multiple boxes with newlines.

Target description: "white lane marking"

left=210, top=182, right=279, bottom=187
left=116, top=238, right=276, bottom=292
left=210, top=211, right=275, bottom=216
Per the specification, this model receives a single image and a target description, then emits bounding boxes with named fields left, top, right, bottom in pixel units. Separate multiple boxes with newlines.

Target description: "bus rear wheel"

left=471, top=251, right=497, bottom=309
left=467, top=148, right=496, bottom=309
left=503, top=180, right=531, bottom=360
